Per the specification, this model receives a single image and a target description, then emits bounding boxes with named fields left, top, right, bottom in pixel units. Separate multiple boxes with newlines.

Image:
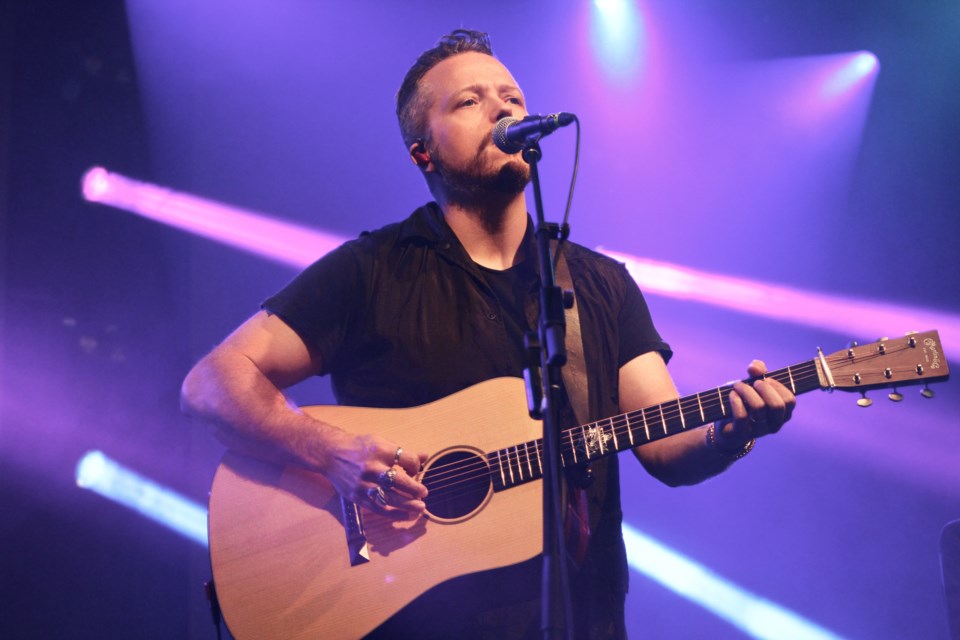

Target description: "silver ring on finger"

left=379, top=467, right=397, bottom=490
left=367, top=486, right=388, bottom=506
left=394, top=447, right=403, bottom=466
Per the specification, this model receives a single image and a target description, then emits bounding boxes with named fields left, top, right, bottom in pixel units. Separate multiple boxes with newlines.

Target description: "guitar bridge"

left=340, top=497, right=370, bottom=566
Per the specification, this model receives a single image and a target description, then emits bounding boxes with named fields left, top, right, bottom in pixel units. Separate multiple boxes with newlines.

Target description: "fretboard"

left=487, top=358, right=823, bottom=492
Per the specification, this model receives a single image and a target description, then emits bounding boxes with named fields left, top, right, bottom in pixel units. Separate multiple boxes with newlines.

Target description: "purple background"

left=2, top=0, right=958, bottom=638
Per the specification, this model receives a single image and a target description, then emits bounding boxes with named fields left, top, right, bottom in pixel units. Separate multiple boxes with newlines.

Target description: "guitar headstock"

left=818, top=331, right=949, bottom=402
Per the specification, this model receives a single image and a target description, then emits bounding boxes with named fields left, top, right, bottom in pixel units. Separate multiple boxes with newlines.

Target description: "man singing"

left=181, top=29, right=795, bottom=639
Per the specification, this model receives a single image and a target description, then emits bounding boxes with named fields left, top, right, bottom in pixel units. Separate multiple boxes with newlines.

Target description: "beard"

left=429, top=141, right=530, bottom=208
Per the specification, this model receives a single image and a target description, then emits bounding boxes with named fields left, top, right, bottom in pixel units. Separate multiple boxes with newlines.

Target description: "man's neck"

left=439, top=193, right=528, bottom=270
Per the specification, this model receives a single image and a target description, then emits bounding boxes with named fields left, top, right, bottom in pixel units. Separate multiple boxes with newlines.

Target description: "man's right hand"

left=324, top=431, right=429, bottom=520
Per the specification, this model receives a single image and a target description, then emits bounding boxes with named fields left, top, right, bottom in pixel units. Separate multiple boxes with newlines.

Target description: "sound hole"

left=421, top=449, right=492, bottom=522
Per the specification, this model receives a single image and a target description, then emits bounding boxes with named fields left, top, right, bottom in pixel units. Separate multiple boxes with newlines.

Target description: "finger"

left=746, top=359, right=768, bottom=378
left=391, top=467, right=429, bottom=499
left=756, top=376, right=797, bottom=431
left=391, top=445, right=429, bottom=478
left=387, top=493, right=427, bottom=516
left=752, top=379, right=785, bottom=434
left=731, top=380, right=774, bottom=438
left=726, top=387, right=748, bottom=424
left=368, top=460, right=427, bottom=498
left=363, top=485, right=425, bottom=520
left=723, top=387, right=754, bottom=443
left=732, top=380, right=765, bottom=418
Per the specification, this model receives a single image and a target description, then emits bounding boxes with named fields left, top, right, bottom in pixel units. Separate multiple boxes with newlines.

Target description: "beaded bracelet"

left=706, top=422, right=755, bottom=461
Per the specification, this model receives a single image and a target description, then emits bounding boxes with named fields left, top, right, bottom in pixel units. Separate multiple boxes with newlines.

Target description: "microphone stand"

left=520, top=141, right=574, bottom=640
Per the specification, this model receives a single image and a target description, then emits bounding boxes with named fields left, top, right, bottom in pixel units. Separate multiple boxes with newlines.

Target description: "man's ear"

left=409, top=140, right=433, bottom=172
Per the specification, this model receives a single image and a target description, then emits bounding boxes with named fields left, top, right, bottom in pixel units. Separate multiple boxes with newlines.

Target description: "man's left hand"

left=717, top=359, right=796, bottom=449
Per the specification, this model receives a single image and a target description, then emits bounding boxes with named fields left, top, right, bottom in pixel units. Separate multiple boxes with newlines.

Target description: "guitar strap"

left=553, top=246, right=592, bottom=566
left=553, top=246, right=589, bottom=427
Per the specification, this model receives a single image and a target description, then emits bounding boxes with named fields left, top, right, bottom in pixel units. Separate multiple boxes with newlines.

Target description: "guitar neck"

left=486, top=329, right=950, bottom=491
left=486, top=359, right=822, bottom=492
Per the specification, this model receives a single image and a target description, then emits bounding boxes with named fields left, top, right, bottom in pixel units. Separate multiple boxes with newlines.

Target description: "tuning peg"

left=921, top=385, right=935, bottom=399
left=846, top=340, right=859, bottom=358
left=857, top=393, right=873, bottom=408
left=888, top=388, right=903, bottom=402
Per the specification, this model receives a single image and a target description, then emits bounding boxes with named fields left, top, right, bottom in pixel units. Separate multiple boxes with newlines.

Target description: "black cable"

left=552, top=115, right=581, bottom=271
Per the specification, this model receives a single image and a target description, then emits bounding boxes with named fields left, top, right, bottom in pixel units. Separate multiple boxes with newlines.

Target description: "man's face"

left=417, top=51, right=531, bottom=202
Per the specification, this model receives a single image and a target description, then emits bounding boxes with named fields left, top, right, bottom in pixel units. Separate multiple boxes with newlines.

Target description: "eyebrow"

left=453, top=83, right=525, bottom=100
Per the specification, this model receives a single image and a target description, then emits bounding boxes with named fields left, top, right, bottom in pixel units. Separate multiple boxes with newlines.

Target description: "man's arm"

left=622, top=351, right=796, bottom=487
left=180, top=310, right=427, bottom=516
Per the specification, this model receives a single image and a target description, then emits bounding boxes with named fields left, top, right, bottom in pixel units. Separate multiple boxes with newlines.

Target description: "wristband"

left=706, top=422, right=755, bottom=461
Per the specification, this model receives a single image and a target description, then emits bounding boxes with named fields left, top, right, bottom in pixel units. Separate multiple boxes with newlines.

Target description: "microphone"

left=493, top=112, right=575, bottom=154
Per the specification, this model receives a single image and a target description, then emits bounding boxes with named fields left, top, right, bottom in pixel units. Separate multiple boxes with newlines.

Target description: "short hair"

left=396, top=29, right=495, bottom=148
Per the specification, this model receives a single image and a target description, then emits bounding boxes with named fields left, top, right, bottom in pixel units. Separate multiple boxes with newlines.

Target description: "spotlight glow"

left=81, top=166, right=111, bottom=201
left=591, top=0, right=645, bottom=80
left=76, top=450, right=208, bottom=547
left=820, top=51, right=879, bottom=100
left=623, top=524, right=846, bottom=640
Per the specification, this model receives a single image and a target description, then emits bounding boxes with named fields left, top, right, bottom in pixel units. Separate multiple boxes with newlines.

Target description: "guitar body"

left=209, top=377, right=544, bottom=640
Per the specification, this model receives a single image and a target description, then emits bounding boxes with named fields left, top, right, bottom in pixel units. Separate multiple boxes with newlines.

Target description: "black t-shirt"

left=263, top=203, right=671, bottom=639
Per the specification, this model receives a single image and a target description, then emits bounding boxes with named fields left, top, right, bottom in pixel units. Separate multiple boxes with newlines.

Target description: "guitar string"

left=416, top=346, right=928, bottom=501
left=417, top=362, right=827, bottom=499
left=420, top=361, right=823, bottom=491
left=419, top=341, right=923, bottom=484
left=421, top=360, right=821, bottom=487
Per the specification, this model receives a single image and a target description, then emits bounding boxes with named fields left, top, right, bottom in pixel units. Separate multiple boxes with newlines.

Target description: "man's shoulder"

left=354, top=202, right=443, bottom=248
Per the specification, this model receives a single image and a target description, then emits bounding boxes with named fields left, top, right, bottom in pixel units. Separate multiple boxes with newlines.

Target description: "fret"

left=513, top=446, right=523, bottom=481
left=567, top=429, right=578, bottom=465
left=525, top=363, right=824, bottom=477
left=479, top=349, right=923, bottom=495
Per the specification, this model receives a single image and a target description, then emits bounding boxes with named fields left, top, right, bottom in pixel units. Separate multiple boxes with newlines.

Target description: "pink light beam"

left=602, top=248, right=960, bottom=358
left=81, top=167, right=345, bottom=268
left=82, top=167, right=960, bottom=360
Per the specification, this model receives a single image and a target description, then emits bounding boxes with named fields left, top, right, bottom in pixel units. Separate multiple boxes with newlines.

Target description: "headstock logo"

left=924, top=337, right=941, bottom=369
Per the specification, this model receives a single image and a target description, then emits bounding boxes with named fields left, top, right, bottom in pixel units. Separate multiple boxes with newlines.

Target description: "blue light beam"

left=73, top=449, right=847, bottom=638
left=623, top=524, right=846, bottom=640
left=591, top=0, right=645, bottom=80
left=820, top=51, right=879, bottom=100
left=76, top=450, right=209, bottom=547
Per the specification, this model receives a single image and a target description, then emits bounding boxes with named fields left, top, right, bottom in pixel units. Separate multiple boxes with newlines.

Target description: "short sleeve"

left=261, top=241, right=365, bottom=375
left=616, top=265, right=672, bottom=367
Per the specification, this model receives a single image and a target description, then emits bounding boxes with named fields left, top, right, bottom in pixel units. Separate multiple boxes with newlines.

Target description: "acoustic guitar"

left=208, top=331, right=948, bottom=639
